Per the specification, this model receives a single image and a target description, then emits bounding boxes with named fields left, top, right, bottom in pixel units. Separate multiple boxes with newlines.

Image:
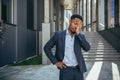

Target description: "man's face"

left=69, top=18, right=83, bottom=34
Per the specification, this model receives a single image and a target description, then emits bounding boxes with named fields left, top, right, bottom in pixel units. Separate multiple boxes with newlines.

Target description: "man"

left=44, top=14, right=90, bottom=80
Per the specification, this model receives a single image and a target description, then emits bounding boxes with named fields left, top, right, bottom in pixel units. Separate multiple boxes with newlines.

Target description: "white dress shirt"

left=63, top=30, right=78, bottom=66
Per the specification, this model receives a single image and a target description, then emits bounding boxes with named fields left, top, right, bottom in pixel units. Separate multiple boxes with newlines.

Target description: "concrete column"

left=49, top=0, right=55, bottom=34
left=86, top=0, right=88, bottom=31
left=91, top=0, right=94, bottom=31
left=79, top=0, right=80, bottom=14
left=60, top=6, right=64, bottom=30
left=104, top=0, right=111, bottom=29
left=96, top=0, right=100, bottom=31
left=55, top=0, right=60, bottom=31
left=114, top=0, right=120, bottom=27
left=82, top=0, right=84, bottom=31
left=76, top=1, right=80, bottom=14
left=80, top=0, right=82, bottom=15
left=42, top=0, right=50, bottom=64
left=0, top=0, right=1, bottom=20
left=74, top=4, right=77, bottom=14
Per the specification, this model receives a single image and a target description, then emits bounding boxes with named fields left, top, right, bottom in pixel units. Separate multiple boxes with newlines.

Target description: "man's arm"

left=43, top=32, right=58, bottom=64
left=75, top=22, right=90, bottom=51
left=76, top=34, right=90, bottom=51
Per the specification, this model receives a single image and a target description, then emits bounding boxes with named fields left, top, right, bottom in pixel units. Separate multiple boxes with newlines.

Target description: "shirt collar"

left=66, top=29, right=75, bottom=37
left=66, top=29, right=69, bottom=35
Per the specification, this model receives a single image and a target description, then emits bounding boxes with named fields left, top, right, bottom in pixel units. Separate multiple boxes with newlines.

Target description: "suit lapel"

left=74, top=35, right=78, bottom=55
left=61, top=30, right=66, bottom=54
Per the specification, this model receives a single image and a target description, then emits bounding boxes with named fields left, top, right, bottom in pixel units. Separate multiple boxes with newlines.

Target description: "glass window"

left=1, top=0, right=14, bottom=24
left=27, top=0, right=34, bottom=30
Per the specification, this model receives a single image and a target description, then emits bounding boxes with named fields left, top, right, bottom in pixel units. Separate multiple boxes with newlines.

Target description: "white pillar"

left=80, top=0, right=82, bottom=15
left=96, top=0, right=101, bottom=31
left=104, top=0, right=111, bottom=29
left=82, top=0, right=84, bottom=31
left=86, top=0, right=88, bottom=31
left=42, top=0, right=50, bottom=64
left=50, top=0, right=55, bottom=33
left=91, top=0, right=94, bottom=31
left=77, top=1, right=80, bottom=14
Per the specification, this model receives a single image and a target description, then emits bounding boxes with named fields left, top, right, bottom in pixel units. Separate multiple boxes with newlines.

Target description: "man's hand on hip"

left=55, top=62, right=66, bottom=69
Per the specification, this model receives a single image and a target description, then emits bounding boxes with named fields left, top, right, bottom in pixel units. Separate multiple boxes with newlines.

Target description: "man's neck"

left=68, top=29, right=74, bottom=37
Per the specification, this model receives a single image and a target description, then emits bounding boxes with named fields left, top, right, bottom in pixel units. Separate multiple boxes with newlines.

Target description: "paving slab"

left=0, top=61, right=120, bottom=80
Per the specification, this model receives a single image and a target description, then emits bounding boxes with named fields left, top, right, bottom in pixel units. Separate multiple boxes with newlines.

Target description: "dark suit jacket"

left=44, top=30, right=90, bottom=73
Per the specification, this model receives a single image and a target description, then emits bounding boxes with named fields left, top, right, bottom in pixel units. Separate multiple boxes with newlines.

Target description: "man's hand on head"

left=75, top=26, right=80, bottom=35
left=75, top=23, right=82, bottom=35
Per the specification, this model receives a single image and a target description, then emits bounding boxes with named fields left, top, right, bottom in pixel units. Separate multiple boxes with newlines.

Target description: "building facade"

left=0, top=0, right=120, bottom=66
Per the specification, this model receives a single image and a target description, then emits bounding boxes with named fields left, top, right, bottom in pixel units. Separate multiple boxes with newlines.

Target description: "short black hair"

left=70, top=14, right=83, bottom=22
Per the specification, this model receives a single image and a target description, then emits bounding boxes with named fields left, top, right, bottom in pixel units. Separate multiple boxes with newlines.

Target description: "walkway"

left=0, top=32, right=120, bottom=80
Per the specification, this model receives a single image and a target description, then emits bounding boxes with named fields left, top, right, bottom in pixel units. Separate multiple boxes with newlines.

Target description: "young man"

left=44, top=14, right=90, bottom=80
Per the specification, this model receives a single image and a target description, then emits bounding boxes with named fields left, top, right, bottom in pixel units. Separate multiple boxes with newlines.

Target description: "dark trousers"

left=59, top=67, right=84, bottom=80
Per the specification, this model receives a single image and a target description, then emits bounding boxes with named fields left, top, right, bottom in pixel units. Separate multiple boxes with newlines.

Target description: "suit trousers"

left=59, top=67, right=84, bottom=80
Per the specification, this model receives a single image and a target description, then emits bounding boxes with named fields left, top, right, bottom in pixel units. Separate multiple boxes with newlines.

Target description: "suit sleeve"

left=43, top=32, right=58, bottom=64
left=76, top=33, right=90, bottom=51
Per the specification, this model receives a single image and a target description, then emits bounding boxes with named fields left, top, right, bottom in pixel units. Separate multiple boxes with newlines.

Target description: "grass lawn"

left=13, top=54, right=42, bottom=66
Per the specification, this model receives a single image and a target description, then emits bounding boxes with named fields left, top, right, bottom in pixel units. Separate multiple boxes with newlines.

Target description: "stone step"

left=90, top=47, right=114, bottom=49
left=83, top=53, right=120, bottom=55
left=84, top=55, right=120, bottom=58
left=88, top=50, right=117, bottom=52
left=90, top=48, right=115, bottom=50
left=85, top=59, right=120, bottom=62
left=86, top=38, right=103, bottom=39
left=90, top=46, right=112, bottom=48
left=86, top=37, right=105, bottom=38
left=87, top=41, right=108, bottom=43
left=85, top=58, right=120, bottom=61
left=84, top=52, right=118, bottom=54
left=88, top=41, right=108, bottom=43
left=87, top=39, right=105, bottom=40
left=87, top=50, right=117, bottom=53
left=87, top=40, right=107, bottom=42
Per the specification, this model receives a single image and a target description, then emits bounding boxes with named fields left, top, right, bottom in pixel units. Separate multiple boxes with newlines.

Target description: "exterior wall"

left=0, top=24, right=16, bottom=66
left=0, top=0, right=39, bottom=66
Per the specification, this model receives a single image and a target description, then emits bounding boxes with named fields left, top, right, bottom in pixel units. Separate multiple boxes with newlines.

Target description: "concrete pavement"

left=0, top=61, right=120, bottom=80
